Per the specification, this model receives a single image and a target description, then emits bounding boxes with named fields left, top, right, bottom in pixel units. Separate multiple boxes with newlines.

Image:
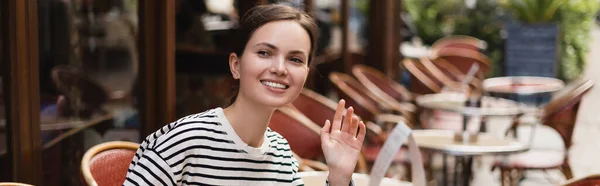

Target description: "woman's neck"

left=223, top=94, right=275, bottom=148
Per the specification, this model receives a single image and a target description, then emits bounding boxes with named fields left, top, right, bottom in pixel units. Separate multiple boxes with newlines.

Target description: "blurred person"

left=124, top=4, right=365, bottom=186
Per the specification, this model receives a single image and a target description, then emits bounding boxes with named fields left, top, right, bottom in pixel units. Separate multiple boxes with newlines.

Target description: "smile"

left=260, top=80, right=289, bottom=89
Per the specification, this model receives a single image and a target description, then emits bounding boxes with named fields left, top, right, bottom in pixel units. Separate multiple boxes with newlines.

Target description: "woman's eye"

left=290, top=57, right=304, bottom=63
left=257, top=51, right=270, bottom=57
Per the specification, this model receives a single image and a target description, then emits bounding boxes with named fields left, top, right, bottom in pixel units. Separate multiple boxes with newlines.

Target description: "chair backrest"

left=352, top=64, right=412, bottom=102
left=402, top=58, right=443, bottom=94
left=431, top=35, right=487, bottom=52
left=433, top=47, right=491, bottom=78
left=429, top=58, right=463, bottom=81
left=269, top=107, right=323, bottom=160
left=329, top=72, right=383, bottom=122
left=81, top=141, right=139, bottom=186
left=292, top=89, right=339, bottom=128
left=562, top=174, right=600, bottom=186
left=0, top=183, right=34, bottom=186
left=542, top=78, right=594, bottom=149
left=419, top=57, right=459, bottom=86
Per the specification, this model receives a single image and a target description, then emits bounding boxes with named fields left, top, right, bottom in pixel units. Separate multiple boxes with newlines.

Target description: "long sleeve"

left=123, top=148, right=177, bottom=186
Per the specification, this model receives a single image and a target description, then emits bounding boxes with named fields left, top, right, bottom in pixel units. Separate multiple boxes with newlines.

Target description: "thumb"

left=321, top=120, right=331, bottom=142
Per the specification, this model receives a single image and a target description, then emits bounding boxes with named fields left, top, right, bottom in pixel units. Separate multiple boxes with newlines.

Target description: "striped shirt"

left=124, top=108, right=305, bottom=185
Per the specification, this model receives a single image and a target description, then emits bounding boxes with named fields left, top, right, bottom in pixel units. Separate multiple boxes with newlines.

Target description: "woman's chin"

left=257, top=97, right=294, bottom=108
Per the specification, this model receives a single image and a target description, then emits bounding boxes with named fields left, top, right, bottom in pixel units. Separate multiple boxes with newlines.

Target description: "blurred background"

left=1, top=0, right=600, bottom=185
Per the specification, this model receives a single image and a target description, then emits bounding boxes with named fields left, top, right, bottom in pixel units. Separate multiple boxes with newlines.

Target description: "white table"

left=299, top=171, right=412, bottom=186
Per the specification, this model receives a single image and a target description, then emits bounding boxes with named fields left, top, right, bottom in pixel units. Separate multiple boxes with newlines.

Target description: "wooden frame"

left=1, top=0, right=42, bottom=184
left=0, top=0, right=175, bottom=183
left=80, top=141, right=139, bottom=186
left=341, top=0, right=351, bottom=74
left=138, top=0, right=177, bottom=137
left=367, top=0, right=401, bottom=79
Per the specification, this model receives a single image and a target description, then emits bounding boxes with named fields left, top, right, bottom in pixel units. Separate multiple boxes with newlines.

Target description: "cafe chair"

left=494, top=78, right=594, bottom=185
left=329, top=72, right=413, bottom=128
left=269, top=107, right=369, bottom=173
left=402, top=58, right=444, bottom=95
left=0, top=183, right=34, bottom=186
left=561, top=174, right=600, bottom=186
left=351, top=64, right=413, bottom=102
left=292, top=89, right=389, bottom=145
left=431, top=35, right=487, bottom=53
left=431, top=47, right=491, bottom=78
left=290, top=89, right=423, bottom=177
left=430, top=58, right=483, bottom=88
left=351, top=65, right=417, bottom=124
left=81, top=141, right=139, bottom=186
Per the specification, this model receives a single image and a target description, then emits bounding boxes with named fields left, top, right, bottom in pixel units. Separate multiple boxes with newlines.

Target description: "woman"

left=124, top=4, right=365, bottom=186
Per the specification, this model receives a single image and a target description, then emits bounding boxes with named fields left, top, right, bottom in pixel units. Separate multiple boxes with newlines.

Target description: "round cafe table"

left=412, top=129, right=529, bottom=156
left=412, top=130, right=528, bottom=186
left=482, top=76, right=565, bottom=106
left=416, top=93, right=528, bottom=186
left=299, top=171, right=412, bottom=186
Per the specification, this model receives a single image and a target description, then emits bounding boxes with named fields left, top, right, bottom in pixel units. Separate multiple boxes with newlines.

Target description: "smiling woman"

left=124, top=4, right=366, bottom=186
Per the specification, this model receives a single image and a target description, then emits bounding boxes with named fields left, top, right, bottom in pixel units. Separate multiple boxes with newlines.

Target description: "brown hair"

left=229, top=4, right=319, bottom=105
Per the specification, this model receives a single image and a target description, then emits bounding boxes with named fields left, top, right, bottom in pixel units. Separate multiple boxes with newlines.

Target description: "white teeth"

left=261, top=81, right=287, bottom=89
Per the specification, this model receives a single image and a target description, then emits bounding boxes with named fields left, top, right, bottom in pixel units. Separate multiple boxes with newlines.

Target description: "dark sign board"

left=504, top=22, right=558, bottom=77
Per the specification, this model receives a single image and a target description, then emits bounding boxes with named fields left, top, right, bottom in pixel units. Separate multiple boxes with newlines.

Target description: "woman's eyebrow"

left=255, top=42, right=307, bottom=56
left=255, top=42, right=277, bottom=50
left=289, top=50, right=307, bottom=56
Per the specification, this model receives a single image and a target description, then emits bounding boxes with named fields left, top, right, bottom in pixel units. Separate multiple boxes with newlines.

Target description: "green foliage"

left=402, top=0, right=505, bottom=76
left=404, top=0, right=600, bottom=80
left=556, top=0, right=600, bottom=80
left=502, top=0, right=566, bottom=23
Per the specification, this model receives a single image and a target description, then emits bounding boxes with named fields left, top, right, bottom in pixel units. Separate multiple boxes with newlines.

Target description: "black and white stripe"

left=124, top=108, right=305, bottom=186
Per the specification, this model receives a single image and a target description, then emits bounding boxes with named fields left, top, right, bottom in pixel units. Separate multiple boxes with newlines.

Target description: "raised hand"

left=320, top=99, right=366, bottom=186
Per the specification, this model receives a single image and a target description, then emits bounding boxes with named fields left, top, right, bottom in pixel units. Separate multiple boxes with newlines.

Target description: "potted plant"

left=501, top=0, right=566, bottom=78
left=502, top=0, right=600, bottom=80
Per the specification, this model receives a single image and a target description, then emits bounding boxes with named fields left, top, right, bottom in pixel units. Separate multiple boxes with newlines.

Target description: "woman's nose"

left=269, top=57, right=288, bottom=76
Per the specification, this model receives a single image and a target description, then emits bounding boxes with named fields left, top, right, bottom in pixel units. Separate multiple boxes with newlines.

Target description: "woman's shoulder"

left=173, top=108, right=224, bottom=124
left=142, top=108, right=226, bottom=148
left=265, top=128, right=291, bottom=147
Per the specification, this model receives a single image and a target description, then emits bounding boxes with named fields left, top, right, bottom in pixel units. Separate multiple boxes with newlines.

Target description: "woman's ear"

left=229, top=53, right=240, bottom=79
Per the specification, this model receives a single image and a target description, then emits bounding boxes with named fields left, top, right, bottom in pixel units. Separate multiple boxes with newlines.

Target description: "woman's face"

left=230, top=20, right=311, bottom=108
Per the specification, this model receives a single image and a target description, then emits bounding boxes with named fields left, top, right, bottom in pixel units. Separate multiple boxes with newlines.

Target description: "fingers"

left=349, top=115, right=359, bottom=137
left=341, top=107, right=354, bottom=133
left=356, top=121, right=366, bottom=143
left=332, top=99, right=345, bottom=131
left=321, top=119, right=331, bottom=142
